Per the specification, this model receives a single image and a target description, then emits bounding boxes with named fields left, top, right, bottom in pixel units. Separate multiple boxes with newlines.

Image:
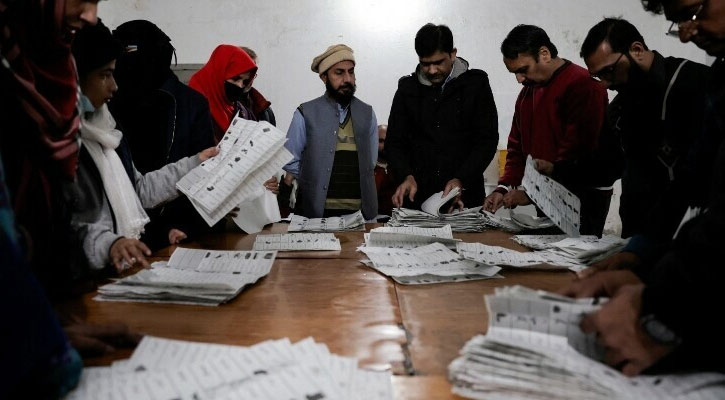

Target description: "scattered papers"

left=457, top=235, right=628, bottom=273
left=95, top=248, right=276, bottom=305
left=253, top=233, right=341, bottom=251
left=449, top=286, right=725, bottom=400
left=66, top=336, right=393, bottom=400
left=388, top=206, right=487, bottom=232
left=359, top=242, right=501, bottom=284
left=288, top=210, right=365, bottom=232
left=363, top=225, right=461, bottom=249
left=177, top=117, right=292, bottom=227
left=233, top=190, right=281, bottom=234
left=522, top=155, right=581, bottom=237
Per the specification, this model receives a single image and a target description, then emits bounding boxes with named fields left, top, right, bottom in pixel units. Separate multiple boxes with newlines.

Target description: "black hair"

left=72, top=19, right=123, bottom=78
left=580, top=18, right=648, bottom=59
left=500, top=24, right=558, bottom=60
left=641, top=0, right=668, bottom=14
left=415, top=23, right=454, bottom=57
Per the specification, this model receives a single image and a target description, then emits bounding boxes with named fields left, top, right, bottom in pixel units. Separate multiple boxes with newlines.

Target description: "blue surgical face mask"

left=80, top=95, right=96, bottom=114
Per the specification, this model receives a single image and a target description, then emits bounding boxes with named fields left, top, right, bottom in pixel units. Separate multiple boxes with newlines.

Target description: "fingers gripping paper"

left=522, top=155, right=581, bottom=237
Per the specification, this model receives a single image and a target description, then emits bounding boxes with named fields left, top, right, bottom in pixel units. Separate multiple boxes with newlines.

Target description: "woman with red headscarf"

left=190, top=44, right=279, bottom=193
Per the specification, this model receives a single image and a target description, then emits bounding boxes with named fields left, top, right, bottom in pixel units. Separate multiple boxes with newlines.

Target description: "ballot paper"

left=458, top=235, right=628, bottom=273
left=359, top=242, right=501, bottom=284
left=362, top=225, right=461, bottom=249
left=233, top=189, right=281, bottom=234
left=95, top=248, right=276, bottom=305
left=449, top=286, right=725, bottom=400
left=176, top=117, right=292, bottom=227
left=253, top=233, right=341, bottom=251
left=521, top=155, right=581, bottom=237
left=421, top=186, right=461, bottom=215
left=287, top=210, right=365, bottom=232
left=388, top=206, right=488, bottom=232
left=65, top=336, right=393, bottom=400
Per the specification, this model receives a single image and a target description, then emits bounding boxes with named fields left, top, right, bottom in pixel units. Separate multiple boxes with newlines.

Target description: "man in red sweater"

left=483, top=24, right=612, bottom=236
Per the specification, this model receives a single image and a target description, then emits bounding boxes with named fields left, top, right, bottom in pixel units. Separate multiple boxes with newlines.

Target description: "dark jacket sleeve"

left=454, top=73, right=498, bottom=190
left=385, top=78, right=414, bottom=184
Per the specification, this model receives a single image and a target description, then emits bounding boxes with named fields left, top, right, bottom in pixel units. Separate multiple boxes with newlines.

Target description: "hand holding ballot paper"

left=176, top=117, right=292, bottom=233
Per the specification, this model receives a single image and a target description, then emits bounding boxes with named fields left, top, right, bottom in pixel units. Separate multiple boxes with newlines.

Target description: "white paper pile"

left=457, top=235, right=628, bottom=273
left=388, top=207, right=487, bottom=232
left=66, top=336, right=393, bottom=400
left=253, top=233, right=341, bottom=251
left=481, top=210, right=555, bottom=233
left=95, top=248, right=276, bottom=305
left=449, top=286, right=725, bottom=400
left=362, top=225, right=461, bottom=249
left=288, top=210, right=365, bottom=232
left=176, top=117, right=292, bottom=229
left=359, top=242, right=501, bottom=285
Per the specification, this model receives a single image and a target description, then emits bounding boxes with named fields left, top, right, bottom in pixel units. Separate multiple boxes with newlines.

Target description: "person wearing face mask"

left=282, top=44, right=378, bottom=220
left=189, top=44, right=279, bottom=195
left=109, top=20, right=217, bottom=250
left=386, top=23, right=499, bottom=211
left=239, top=46, right=276, bottom=126
left=483, top=24, right=611, bottom=236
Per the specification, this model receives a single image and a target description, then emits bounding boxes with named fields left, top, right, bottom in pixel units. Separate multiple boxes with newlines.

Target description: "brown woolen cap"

left=311, top=44, right=355, bottom=74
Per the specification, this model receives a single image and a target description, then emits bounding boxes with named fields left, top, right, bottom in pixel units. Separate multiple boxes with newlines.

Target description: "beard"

left=326, top=80, right=356, bottom=105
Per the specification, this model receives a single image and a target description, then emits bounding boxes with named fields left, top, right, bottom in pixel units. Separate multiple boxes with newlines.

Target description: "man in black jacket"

left=386, top=23, right=498, bottom=210
left=561, top=0, right=725, bottom=376
left=581, top=18, right=710, bottom=239
left=110, top=20, right=216, bottom=250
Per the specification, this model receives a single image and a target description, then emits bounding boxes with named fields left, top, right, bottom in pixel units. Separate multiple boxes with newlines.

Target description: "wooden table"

left=73, top=223, right=576, bottom=398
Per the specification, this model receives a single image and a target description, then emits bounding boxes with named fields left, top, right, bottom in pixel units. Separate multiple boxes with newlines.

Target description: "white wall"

left=99, top=0, right=709, bottom=148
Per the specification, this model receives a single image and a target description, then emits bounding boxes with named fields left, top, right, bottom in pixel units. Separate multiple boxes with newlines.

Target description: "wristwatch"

left=639, top=314, right=681, bottom=346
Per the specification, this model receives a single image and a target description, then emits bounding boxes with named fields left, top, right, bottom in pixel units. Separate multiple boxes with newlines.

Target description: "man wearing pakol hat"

left=282, top=44, right=378, bottom=220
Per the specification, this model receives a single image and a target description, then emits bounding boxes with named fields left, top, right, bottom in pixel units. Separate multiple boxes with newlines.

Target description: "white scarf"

left=80, top=104, right=149, bottom=239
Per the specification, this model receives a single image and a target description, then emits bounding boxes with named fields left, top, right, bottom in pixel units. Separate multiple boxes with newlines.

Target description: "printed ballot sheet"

left=363, top=225, right=461, bottom=249
left=95, top=248, right=276, bottom=305
left=65, top=336, right=394, bottom=400
left=359, top=242, right=501, bottom=284
left=522, top=155, right=581, bottom=237
left=176, top=117, right=292, bottom=227
left=253, top=233, right=341, bottom=251
left=449, top=285, right=725, bottom=400
left=287, top=210, right=365, bottom=232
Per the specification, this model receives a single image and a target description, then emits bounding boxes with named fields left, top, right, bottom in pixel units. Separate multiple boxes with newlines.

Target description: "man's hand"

left=64, top=321, right=142, bottom=357
left=502, top=189, right=531, bottom=209
left=533, top=159, right=554, bottom=176
left=443, top=178, right=464, bottom=212
left=168, top=228, right=187, bottom=245
left=264, top=176, right=280, bottom=194
left=578, top=251, right=642, bottom=279
left=581, top=284, right=674, bottom=376
left=197, top=146, right=220, bottom=162
left=392, top=175, right=418, bottom=208
left=283, top=173, right=295, bottom=186
left=483, top=192, right=504, bottom=212
left=558, top=269, right=642, bottom=298
left=110, top=238, right=151, bottom=272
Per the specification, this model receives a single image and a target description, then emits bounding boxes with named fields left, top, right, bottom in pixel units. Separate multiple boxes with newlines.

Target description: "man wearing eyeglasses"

left=559, top=0, right=725, bottom=378
left=580, top=18, right=710, bottom=243
left=483, top=24, right=612, bottom=236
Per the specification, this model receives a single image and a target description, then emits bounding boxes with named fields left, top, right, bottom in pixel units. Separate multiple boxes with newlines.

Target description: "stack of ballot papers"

left=362, top=225, right=461, bottom=249
left=359, top=242, right=501, bottom=284
left=95, top=248, right=276, bottom=306
left=253, top=233, right=341, bottom=251
left=287, top=210, right=365, bottom=232
left=448, top=286, right=725, bottom=400
left=481, top=210, right=555, bottom=233
left=176, top=117, right=292, bottom=231
left=388, top=207, right=488, bottom=232
left=456, top=235, right=628, bottom=273
left=66, top=335, right=394, bottom=400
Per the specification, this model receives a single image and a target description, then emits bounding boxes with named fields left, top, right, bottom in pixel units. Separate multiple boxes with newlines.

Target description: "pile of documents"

left=253, top=233, right=341, bottom=251
left=96, top=248, right=275, bottom=305
left=362, top=225, right=461, bottom=249
left=359, top=242, right=501, bottom=285
left=176, top=117, right=292, bottom=232
left=456, top=234, right=628, bottom=273
left=449, top=286, right=725, bottom=399
left=387, top=188, right=488, bottom=232
left=66, top=335, right=393, bottom=400
left=481, top=210, right=555, bottom=233
left=288, top=210, right=365, bottom=232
